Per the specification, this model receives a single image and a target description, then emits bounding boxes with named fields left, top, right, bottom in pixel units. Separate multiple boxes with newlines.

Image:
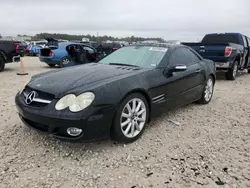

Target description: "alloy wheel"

left=204, top=78, right=213, bottom=102
left=232, top=63, right=238, bottom=78
left=120, top=98, right=147, bottom=138
left=62, top=59, right=70, bottom=65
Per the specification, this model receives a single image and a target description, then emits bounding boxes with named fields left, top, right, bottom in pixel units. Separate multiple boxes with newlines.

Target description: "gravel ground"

left=0, top=57, right=250, bottom=188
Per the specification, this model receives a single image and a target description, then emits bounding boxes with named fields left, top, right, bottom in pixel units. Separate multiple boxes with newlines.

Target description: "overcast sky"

left=1, top=0, right=250, bottom=41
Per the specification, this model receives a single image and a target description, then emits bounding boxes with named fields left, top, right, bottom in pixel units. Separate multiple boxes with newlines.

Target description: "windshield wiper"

left=109, top=63, right=139, bottom=67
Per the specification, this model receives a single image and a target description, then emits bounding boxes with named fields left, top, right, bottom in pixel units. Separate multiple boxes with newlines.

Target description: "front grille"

left=22, top=86, right=55, bottom=107
left=24, top=86, right=55, bottom=100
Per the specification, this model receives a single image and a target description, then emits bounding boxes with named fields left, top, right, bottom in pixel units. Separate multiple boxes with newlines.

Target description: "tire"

left=197, top=75, right=214, bottom=104
left=248, top=69, right=250, bottom=74
left=59, top=57, right=70, bottom=68
left=226, top=61, right=238, bottom=80
left=0, top=56, right=5, bottom=72
left=111, top=93, right=149, bottom=143
left=48, top=64, right=56, bottom=67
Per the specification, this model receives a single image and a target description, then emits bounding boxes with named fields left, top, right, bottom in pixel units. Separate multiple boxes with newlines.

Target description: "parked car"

left=15, top=43, right=216, bottom=143
left=182, top=33, right=250, bottom=80
left=101, top=42, right=122, bottom=56
left=0, top=40, right=25, bottom=64
left=39, top=42, right=98, bottom=67
left=27, top=41, right=48, bottom=56
left=17, top=41, right=28, bottom=53
left=27, top=45, right=42, bottom=56
left=0, top=51, right=7, bottom=72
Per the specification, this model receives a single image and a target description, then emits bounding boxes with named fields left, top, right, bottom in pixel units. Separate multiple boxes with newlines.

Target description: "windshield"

left=99, top=46, right=167, bottom=68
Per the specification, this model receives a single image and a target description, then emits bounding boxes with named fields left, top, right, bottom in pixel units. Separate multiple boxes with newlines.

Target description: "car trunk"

left=40, top=48, right=51, bottom=56
left=199, top=43, right=227, bottom=57
left=183, top=42, right=231, bottom=62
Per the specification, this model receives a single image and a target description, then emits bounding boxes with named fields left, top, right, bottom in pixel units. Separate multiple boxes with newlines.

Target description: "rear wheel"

left=111, top=93, right=149, bottom=143
left=226, top=61, right=238, bottom=80
left=0, top=56, right=5, bottom=72
left=59, top=57, right=70, bottom=68
left=248, top=69, right=250, bottom=74
left=197, top=75, right=214, bottom=104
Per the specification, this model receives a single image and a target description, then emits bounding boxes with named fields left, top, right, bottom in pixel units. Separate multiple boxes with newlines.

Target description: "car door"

left=83, top=46, right=97, bottom=62
left=164, top=47, right=206, bottom=108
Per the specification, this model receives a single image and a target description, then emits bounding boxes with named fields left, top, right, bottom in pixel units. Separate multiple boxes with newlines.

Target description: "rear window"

left=201, top=34, right=240, bottom=44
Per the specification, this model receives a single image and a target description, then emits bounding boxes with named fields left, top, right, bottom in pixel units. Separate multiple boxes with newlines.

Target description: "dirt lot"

left=0, top=57, right=250, bottom=188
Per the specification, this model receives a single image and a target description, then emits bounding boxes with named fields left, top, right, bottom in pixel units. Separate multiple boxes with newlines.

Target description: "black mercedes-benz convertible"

left=15, top=43, right=216, bottom=143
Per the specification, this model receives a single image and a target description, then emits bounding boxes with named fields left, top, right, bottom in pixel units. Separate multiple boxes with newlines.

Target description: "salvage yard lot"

left=0, top=57, right=250, bottom=188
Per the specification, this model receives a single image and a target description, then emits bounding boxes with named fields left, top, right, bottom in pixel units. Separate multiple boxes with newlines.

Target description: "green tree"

left=31, top=33, right=165, bottom=43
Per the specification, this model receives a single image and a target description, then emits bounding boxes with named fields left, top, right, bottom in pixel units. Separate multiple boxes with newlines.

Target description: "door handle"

left=195, top=69, right=201, bottom=73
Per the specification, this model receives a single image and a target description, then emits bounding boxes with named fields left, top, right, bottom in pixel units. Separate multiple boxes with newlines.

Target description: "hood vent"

left=116, top=66, right=140, bottom=71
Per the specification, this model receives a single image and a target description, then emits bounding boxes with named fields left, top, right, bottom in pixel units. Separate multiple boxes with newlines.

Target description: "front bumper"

left=15, top=92, right=116, bottom=142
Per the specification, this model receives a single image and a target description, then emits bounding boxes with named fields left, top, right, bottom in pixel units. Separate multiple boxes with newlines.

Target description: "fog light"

left=67, top=127, right=82, bottom=137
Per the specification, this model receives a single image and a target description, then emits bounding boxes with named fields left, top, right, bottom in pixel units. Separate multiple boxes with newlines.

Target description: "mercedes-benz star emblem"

left=25, top=91, right=36, bottom=105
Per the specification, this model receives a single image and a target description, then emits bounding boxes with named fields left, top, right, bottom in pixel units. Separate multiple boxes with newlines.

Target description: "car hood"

left=27, top=63, right=143, bottom=97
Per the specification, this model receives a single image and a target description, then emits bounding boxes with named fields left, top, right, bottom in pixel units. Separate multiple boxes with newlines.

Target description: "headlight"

left=55, top=92, right=95, bottom=112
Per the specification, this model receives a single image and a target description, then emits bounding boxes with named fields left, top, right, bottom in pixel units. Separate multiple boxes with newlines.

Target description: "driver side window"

left=169, top=48, right=185, bottom=66
left=169, top=48, right=200, bottom=66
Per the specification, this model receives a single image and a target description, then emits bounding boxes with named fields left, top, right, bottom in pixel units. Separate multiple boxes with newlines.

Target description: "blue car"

left=28, top=45, right=42, bottom=56
left=39, top=42, right=99, bottom=67
left=28, top=41, right=47, bottom=56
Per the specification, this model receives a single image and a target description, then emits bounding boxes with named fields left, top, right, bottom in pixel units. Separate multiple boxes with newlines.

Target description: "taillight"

left=49, top=51, right=54, bottom=56
left=14, top=42, right=19, bottom=53
left=224, top=47, right=232, bottom=57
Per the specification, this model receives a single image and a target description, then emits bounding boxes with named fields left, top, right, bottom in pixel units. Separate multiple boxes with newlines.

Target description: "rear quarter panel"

left=53, top=48, right=69, bottom=62
left=201, top=59, right=216, bottom=81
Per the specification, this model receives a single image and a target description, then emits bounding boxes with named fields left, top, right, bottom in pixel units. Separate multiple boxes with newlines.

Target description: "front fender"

left=91, top=75, right=151, bottom=108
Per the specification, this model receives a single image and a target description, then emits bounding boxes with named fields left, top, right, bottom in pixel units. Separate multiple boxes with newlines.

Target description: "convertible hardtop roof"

left=130, top=42, right=184, bottom=49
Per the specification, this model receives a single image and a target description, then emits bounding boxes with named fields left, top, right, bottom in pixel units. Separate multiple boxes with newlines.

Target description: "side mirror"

left=168, top=64, right=187, bottom=73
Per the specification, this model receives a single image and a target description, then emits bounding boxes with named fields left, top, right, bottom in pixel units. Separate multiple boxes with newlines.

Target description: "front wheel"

left=197, top=76, right=214, bottom=104
left=0, top=56, right=5, bottom=72
left=248, top=68, right=250, bottom=74
left=111, top=93, right=149, bottom=143
left=226, top=61, right=238, bottom=80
